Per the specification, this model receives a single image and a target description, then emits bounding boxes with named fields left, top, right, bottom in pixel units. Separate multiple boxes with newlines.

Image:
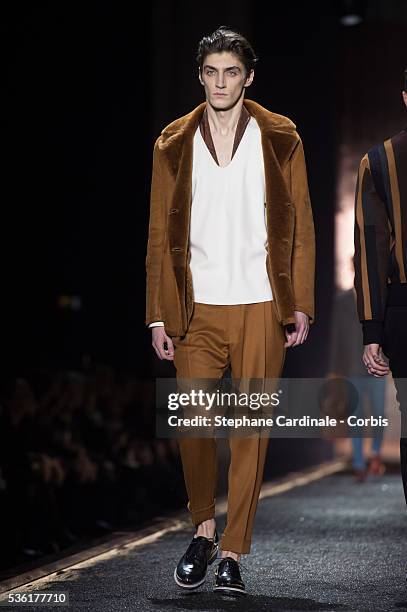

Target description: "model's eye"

left=228, top=71, right=238, bottom=76
left=206, top=70, right=215, bottom=76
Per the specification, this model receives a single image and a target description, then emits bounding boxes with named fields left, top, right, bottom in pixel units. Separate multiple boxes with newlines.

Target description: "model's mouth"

left=213, top=93, right=227, bottom=96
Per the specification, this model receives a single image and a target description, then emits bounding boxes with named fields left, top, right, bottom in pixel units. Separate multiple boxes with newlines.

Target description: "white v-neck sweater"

left=189, top=116, right=273, bottom=304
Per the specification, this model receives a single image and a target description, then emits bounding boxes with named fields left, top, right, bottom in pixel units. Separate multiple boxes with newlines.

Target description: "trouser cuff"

left=220, top=534, right=252, bottom=554
left=187, top=500, right=216, bottom=526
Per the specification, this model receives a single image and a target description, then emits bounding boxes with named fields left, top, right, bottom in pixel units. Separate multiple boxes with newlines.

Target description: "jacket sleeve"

left=354, top=153, right=391, bottom=345
left=145, top=137, right=167, bottom=327
left=289, top=136, right=316, bottom=323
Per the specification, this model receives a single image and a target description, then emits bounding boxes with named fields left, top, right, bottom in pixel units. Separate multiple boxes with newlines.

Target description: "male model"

left=354, top=74, right=407, bottom=504
left=145, top=26, right=315, bottom=595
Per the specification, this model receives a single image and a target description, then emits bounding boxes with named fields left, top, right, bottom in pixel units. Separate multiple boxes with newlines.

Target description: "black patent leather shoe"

left=214, top=556, right=246, bottom=595
left=174, top=529, right=219, bottom=589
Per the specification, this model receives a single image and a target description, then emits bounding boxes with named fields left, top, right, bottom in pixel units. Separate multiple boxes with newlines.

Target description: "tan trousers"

left=172, top=299, right=286, bottom=554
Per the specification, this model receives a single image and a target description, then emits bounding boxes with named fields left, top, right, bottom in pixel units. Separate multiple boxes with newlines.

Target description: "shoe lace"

left=220, top=556, right=247, bottom=574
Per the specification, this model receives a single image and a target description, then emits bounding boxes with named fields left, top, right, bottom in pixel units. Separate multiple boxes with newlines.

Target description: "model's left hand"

left=284, top=311, right=309, bottom=347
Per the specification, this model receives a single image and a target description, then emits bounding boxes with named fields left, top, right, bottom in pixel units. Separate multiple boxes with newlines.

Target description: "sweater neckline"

left=197, top=117, right=253, bottom=170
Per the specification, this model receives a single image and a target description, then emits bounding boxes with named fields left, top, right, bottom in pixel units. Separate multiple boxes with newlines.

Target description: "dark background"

left=2, top=1, right=406, bottom=378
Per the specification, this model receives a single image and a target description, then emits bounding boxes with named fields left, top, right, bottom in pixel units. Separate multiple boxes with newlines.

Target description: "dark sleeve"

left=354, top=154, right=390, bottom=345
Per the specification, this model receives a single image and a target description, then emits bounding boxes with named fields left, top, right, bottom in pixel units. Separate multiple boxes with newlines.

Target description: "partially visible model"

left=354, top=70, right=407, bottom=502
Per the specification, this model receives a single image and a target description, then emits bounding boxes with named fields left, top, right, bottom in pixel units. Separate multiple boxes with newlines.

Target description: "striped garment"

left=354, top=127, right=407, bottom=345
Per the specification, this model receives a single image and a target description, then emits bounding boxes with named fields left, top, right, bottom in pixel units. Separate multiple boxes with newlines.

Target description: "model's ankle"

left=195, top=518, right=216, bottom=539
left=220, top=550, right=241, bottom=562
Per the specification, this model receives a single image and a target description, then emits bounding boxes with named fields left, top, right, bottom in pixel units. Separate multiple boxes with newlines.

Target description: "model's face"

left=199, top=51, right=254, bottom=109
left=403, top=90, right=407, bottom=108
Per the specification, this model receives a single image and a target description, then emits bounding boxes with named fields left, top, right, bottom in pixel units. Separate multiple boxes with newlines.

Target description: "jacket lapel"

left=243, top=99, right=299, bottom=319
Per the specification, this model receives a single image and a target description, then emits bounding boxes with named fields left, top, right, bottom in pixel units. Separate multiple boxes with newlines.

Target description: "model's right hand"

left=152, top=326, right=174, bottom=361
left=362, top=344, right=390, bottom=377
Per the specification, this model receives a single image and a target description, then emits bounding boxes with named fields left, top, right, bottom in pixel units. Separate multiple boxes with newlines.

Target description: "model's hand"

left=362, top=344, right=389, bottom=377
left=284, top=311, right=309, bottom=348
left=152, top=326, right=174, bottom=361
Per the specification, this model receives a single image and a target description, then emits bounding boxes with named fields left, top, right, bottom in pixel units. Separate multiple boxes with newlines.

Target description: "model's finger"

left=165, top=337, right=175, bottom=356
left=366, top=349, right=389, bottom=371
left=152, top=343, right=163, bottom=360
left=293, top=324, right=307, bottom=345
left=161, top=341, right=174, bottom=360
left=367, top=360, right=389, bottom=375
left=298, top=325, right=308, bottom=344
left=285, top=332, right=298, bottom=347
left=368, top=360, right=389, bottom=373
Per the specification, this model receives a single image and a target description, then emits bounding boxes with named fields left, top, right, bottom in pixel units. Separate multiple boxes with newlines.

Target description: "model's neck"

left=205, top=96, right=245, bottom=137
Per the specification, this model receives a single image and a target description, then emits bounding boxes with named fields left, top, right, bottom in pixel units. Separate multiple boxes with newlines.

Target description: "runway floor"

left=1, top=465, right=407, bottom=611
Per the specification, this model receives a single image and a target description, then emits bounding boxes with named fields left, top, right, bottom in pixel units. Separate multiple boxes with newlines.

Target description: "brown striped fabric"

left=354, top=128, right=407, bottom=344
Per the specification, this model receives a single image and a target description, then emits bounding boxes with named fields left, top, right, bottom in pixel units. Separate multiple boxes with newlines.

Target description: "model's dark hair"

left=196, top=26, right=259, bottom=76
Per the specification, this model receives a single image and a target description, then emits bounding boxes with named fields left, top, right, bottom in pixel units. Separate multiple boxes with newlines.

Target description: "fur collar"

left=158, top=98, right=299, bottom=170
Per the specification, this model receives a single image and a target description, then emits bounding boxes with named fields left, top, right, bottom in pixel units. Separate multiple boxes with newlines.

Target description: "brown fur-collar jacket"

left=145, top=98, right=315, bottom=337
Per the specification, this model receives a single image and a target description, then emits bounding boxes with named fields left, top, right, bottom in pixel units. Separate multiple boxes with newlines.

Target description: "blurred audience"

left=0, top=365, right=184, bottom=572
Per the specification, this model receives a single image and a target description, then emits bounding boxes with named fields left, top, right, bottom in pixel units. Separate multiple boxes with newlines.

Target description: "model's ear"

left=244, top=69, right=254, bottom=88
left=198, top=67, right=204, bottom=86
left=403, top=90, right=407, bottom=108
